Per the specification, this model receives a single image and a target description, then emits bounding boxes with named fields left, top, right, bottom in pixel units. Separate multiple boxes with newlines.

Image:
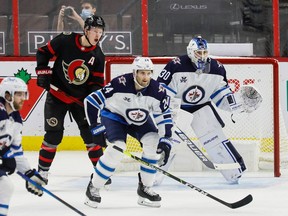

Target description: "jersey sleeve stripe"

left=47, top=41, right=55, bottom=55
left=92, top=72, right=104, bottom=78
left=157, top=119, right=173, bottom=125
left=160, top=83, right=177, bottom=95
left=210, top=86, right=229, bottom=100
left=86, top=95, right=101, bottom=109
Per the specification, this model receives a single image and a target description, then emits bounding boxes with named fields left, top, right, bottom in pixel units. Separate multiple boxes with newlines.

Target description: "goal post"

left=105, top=57, right=283, bottom=177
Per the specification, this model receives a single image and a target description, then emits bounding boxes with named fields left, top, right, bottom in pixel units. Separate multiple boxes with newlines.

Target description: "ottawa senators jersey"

left=36, top=32, right=105, bottom=100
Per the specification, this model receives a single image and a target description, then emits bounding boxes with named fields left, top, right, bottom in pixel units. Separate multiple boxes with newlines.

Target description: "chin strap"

left=85, top=34, right=94, bottom=47
left=5, top=97, right=16, bottom=112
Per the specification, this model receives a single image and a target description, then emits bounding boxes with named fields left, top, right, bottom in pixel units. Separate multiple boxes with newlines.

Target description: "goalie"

left=155, top=36, right=262, bottom=185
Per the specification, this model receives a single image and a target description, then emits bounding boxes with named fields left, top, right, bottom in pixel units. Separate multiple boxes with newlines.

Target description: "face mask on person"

left=80, top=9, right=93, bottom=20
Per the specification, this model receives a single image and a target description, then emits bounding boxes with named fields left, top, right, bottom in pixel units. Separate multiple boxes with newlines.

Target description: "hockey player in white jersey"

left=0, top=77, right=47, bottom=215
left=155, top=36, right=262, bottom=185
left=83, top=57, right=173, bottom=208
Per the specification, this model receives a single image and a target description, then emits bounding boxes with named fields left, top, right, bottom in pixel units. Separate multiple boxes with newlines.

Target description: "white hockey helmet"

left=187, top=36, right=209, bottom=70
left=132, top=56, right=154, bottom=89
left=132, top=56, right=154, bottom=73
left=0, top=77, right=29, bottom=104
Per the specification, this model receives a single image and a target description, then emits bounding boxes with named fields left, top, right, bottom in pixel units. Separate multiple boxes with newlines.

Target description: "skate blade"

left=104, top=178, right=112, bottom=190
left=84, top=197, right=100, bottom=208
left=103, top=184, right=110, bottom=191
left=137, top=196, right=161, bottom=208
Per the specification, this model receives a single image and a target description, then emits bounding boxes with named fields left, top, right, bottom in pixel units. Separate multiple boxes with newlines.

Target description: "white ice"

left=7, top=151, right=288, bottom=216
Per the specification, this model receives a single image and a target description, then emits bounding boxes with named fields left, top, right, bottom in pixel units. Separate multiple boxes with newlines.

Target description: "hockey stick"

left=50, top=85, right=239, bottom=171
left=17, top=171, right=87, bottom=216
left=112, top=145, right=252, bottom=209
left=174, top=126, right=241, bottom=170
left=50, top=84, right=84, bottom=107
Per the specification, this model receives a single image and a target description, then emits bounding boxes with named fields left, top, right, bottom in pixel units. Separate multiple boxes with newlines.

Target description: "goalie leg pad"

left=140, top=132, right=160, bottom=187
left=92, top=140, right=126, bottom=188
left=191, top=105, right=246, bottom=183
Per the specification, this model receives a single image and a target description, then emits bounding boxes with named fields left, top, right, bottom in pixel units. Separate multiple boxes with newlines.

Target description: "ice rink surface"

left=7, top=151, right=288, bottom=216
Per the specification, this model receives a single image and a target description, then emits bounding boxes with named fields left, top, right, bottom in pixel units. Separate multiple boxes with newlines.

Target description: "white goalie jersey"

left=156, top=55, right=262, bottom=184
left=157, top=55, right=262, bottom=114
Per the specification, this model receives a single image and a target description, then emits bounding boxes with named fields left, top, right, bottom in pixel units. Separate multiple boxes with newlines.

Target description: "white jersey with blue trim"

left=85, top=73, right=172, bottom=137
left=157, top=55, right=236, bottom=112
left=0, top=98, right=30, bottom=173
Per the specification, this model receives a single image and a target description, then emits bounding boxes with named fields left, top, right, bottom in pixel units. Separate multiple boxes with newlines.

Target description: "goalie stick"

left=17, top=171, right=87, bottom=216
left=174, top=126, right=241, bottom=170
left=112, top=145, right=252, bottom=209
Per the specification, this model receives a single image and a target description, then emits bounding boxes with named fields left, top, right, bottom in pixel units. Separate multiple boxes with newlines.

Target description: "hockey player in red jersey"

left=0, top=77, right=46, bottom=216
left=35, top=15, right=109, bottom=186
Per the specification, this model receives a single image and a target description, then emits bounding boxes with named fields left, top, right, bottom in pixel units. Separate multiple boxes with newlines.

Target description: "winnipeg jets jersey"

left=157, top=55, right=235, bottom=112
left=0, top=98, right=30, bottom=174
left=84, top=73, right=173, bottom=137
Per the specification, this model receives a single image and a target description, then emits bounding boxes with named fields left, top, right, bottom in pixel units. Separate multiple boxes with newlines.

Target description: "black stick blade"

left=230, top=194, right=253, bottom=209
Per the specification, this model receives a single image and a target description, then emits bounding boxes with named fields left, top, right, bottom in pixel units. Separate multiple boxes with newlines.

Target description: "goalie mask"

left=0, top=77, right=29, bottom=111
left=132, top=57, right=154, bottom=89
left=187, top=36, right=209, bottom=70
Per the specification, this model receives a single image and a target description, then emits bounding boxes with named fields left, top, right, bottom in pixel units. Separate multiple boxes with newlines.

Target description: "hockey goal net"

left=105, top=57, right=288, bottom=177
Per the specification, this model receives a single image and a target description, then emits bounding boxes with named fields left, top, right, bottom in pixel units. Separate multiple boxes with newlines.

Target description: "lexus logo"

left=169, top=4, right=207, bottom=11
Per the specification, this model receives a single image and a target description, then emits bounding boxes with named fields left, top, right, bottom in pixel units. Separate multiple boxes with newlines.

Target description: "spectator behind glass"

left=57, top=0, right=97, bottom=32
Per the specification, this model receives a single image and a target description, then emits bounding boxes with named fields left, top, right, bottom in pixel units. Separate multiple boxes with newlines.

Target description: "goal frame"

left=105, top=57, right=280, bottom=177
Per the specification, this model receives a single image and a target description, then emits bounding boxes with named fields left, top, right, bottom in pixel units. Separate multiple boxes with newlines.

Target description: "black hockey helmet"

left=84, top=15, right=105, bottom=30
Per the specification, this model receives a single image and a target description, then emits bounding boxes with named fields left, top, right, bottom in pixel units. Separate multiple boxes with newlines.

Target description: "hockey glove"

left=90, top=124, right=107, bottom=147
left=25, top=169, right=47, bottom=196
left=35, top=66, right=52, bottom=91
left=2, top=157, right=16, bottom=175
left=0, top=146, right=16, bottom=175
left=157, top=137, right=172, bottom=166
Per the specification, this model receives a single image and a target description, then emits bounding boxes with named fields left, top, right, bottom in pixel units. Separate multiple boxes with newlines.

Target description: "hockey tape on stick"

left=112, top=145, right=252, bottom=209
left=50, top=84, right=84, bottom=107
left=17, top=171, right=87, bottom=216
left=174, top=126, right=241, bottom=170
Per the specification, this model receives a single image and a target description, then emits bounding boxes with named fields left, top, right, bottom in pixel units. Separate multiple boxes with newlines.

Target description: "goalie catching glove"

left=25, top=169, right=47, bottom=196
left=35, top=66, right=52, bottom=91
left=157, top=137, right=172, bottom=166
left=239, top=85, right=263, bottom=113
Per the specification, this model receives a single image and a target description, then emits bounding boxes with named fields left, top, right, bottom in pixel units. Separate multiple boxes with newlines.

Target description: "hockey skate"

left=38, top=170, right=49, bottom=185
left=84, top=174, right=101, bottom=208
left=137, top=173, right=161, bottom=208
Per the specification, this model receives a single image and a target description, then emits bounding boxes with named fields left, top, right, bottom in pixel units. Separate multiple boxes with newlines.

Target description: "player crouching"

left=83, top=57, right=173, bottom=208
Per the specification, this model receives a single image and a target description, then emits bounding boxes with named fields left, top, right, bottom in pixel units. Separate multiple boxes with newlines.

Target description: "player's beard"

left=13, top=101, right=24, bottom=111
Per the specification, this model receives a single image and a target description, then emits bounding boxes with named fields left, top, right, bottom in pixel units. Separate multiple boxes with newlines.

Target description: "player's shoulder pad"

left=113, top=73, right=133, bottom=86
left=10, top=111, right=22, bottom=124
left=209, top=58, right=226, bottom=75
left=147, top=79, right=167, bottom=99
left=0, top=101, right=8, bottom=121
